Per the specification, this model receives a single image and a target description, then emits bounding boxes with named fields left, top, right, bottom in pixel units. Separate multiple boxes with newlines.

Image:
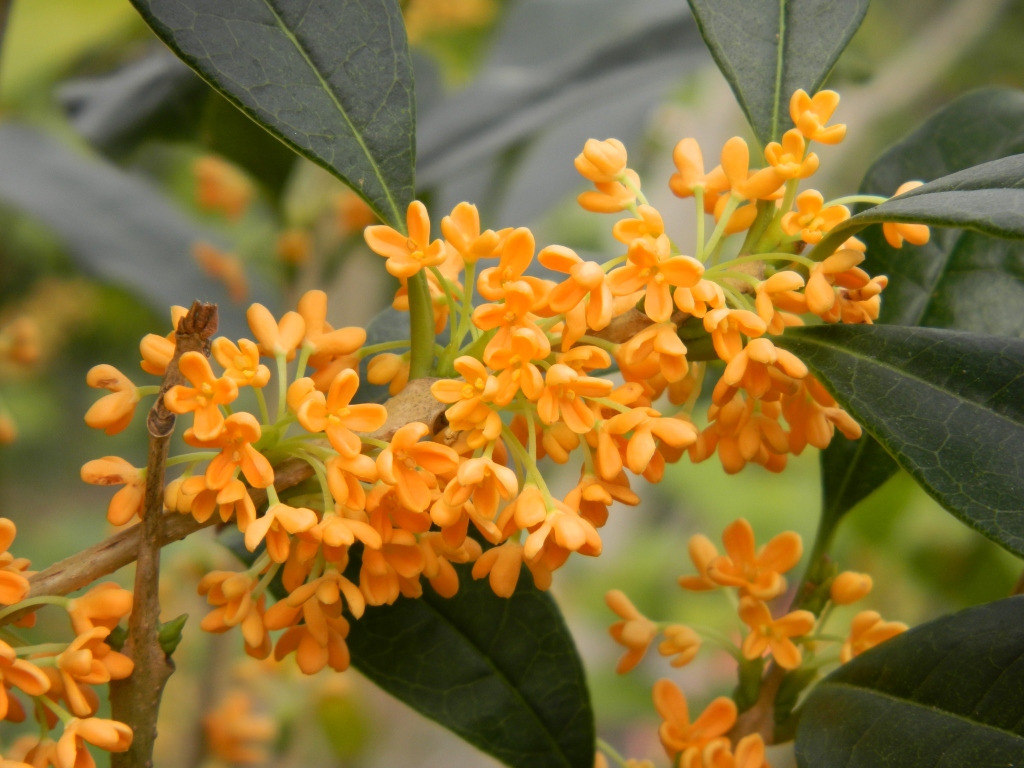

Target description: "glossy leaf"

left=819, top=89, right=1024, bottom=526
left=129, top=0, right=416, bottom=229
left=346, top=561, right=594, bottom=768
left=686, top=0, right=868, bottom=146
left=775, top=325, right=1024, bottom=556
left=810, top=153, right=1024, bottom=261
left=797, top=597, right=1024, bottom=768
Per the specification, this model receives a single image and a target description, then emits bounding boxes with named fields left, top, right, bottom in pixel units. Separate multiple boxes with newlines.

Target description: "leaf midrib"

left=415, top=589, right=582, bottom=768
left=818, top=681, right=1024, bottom=743
left=782, top=330, right=1024, bottom=431
left=258, top=0, right=404, bottom=228
left=770, top=0, right=786, bottom=143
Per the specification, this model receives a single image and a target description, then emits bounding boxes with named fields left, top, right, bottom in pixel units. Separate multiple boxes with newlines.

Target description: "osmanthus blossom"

left=364, top=200, right=446, bottom=279
left=738, top=597, right=816, bottom=670
left=297, top=369, right=387, bottom=457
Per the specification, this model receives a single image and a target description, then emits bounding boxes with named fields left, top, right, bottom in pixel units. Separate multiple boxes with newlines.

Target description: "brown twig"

left=110, top=301, right=218, bottom=768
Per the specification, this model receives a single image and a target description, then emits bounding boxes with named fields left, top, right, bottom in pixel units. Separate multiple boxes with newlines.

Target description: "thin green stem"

left=712, top=270, right=760, bottom=288
left=601, top=255, right=627, bottom=273
left=721, top=284, right=753, bottom=311
left=596, top=738, right=629, bottom=768
left=266, top=485, right=281, bottom=507
left=707, top=251, right=817, bottom=274
left=295, top=344, right=313, bottom=381
left=694, top=186, right=706, bottom=261
left=14, top=642, right=68, bottom=656
left=618, top=172, right=649, bottom=207
left=578, top=335, right=620, bottom=354
left=703, top=195, right=739, bottom=260
left=275, top=353, right=288, bottom=421
left=165, top=451, right=219, bottom=467
left=37, top=695, right=73, bottom=725
left=255, top=387, right=271, bottom=425
left=358, top=339, right=412, bottom=360
left=251, top=561, right=282, bottom=601
left=501, top=425, right=555, bottom=507
left=0, top=596, right=70, bottom=623
left=136, top=385, right=161, bottom=397
left=825, top=194, right=887, bottom=208
left=407, top=271, right=436, bottom=379
left=362, top=436, right=389, bottom=450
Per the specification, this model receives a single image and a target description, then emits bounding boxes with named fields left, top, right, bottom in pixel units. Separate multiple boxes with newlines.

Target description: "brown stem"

left=110, top=302, right=218, bottom=768
left=728, top=665, right=787, bottom=744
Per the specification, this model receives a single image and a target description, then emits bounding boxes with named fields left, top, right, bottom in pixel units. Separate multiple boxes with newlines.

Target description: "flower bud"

left=831, top=571, right=873, bottom=605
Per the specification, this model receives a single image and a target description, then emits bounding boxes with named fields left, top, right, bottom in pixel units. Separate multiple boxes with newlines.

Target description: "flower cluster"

left=601, top=518, right=907, bottom=767
left=0, top=519, right=135, bottom=768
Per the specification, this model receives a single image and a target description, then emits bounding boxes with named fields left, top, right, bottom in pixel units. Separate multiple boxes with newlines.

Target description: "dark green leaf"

left=346, top=561, right=594, bottom=768
left=819, top=88, right=1024, bottom=528
left=686, top=0, right=868, bottom=147
left=128, top=0, right=416, bottom=229
left=810, top=153, right=1024, bottom=261
left=775, top=324, right=1024, bottom=556
left=796, top=597, right=1024, bottom=768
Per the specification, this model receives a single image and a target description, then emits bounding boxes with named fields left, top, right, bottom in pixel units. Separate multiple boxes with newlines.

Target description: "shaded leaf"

left=417, top=0, right=704, bottom=188
left=0, top=122, right=260, bottom=335
left=796, top=597, right=1024, bottom=768
left=775, top=324, right=1024, bottom=556
left=810, top=153, right=1024, bottom=261
left=686, top=0, right=869, bottom=146
left=129, top=0, right=416, bottom=229
left=345, top=560, right=595, bottom=768
left=819, top=88, right=1024, bottom=527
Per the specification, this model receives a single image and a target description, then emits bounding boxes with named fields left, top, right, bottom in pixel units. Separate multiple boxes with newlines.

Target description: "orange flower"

left=699, top=734, right=769, bottom=768
left=781, top=190, right=849, bottom=244
left=297, top=369, right=386, bottom=457
left=273, top=599, right=352, bottom=674
left=577, top=172, right=640, bottom=214
left=0, top=520, right=29, bottom=605
left=719, top=137, right=785, bottom=201
left=523, top=500, right=602, bottom=560
left=673, top=278, right=725, bottom=318
left=720, top=338, right=808, bottom=401
left=473, top=281, right=551, bottom=363
left=198, top=571, right=261, bottom=643
left=475, top=227, right=553, bottom=304
left=193, top=155, right=252, bottom=220
left=359, top=527, right=426, bottom=606
left=204, top=692, right=277, bottom=765
left=163, top=352, right=238, bottom=441
left=564, top=471, right=638, bottom=528
left=607, top=237, right=704, bottom=323
left=184, top=412, right=272, bottom=490
left=841, top=610, right=907, bottom=663
left=669, top=138, right=709, bottom=199
left=430, top=357, right=500, bottom=428
left=185, top=476, right=258, bottom=530
left=764, top=128, right=819, bottom=179
left=755, top=270, right=806, bottom=334
left=537, top=363, right=612, bottom=434
left=575, top=138, right=628, bottom=183
left=193, top=242, right=248, bottom=303
left=66, top=583, right=133, bottom=636
left=84, top=365, right=140, bottom=436
left=678, top=534, right=719, bottom=591
left=653, top=679, right=736, bottom=760
left=138, top=305, right=188, bottom=376
left=333, top=189, right=377, bottom=234
left=366, top=353, right=410, bottom=396
left=0, top=641, right=49, bottom=720
left=619, top=322, right=689, bottom=383
left=55, top=628, right=133, bottom=717
left=831, top=571, right=873, bottom=605
left=790, top=89, right=846, bottom=144
left=882, top=181, right=931, bottom=248
left=603, top=408, right=697, bottom=476
left=804, top=248, right=875, bottom=321
left=441, top=202, right=506, bottom=263
left=80, top=457, right=145, bottom=526
left=243, top=504, right=318, bottom=563
left=276, top=228, right=311, bottom=266
left=364, top=200, right=446, bottom=278
left=296, top=290, right=367, bottom=361
left=246, top=304, right=305, bottom=360
left=443, top=456, right=518, bottom=520
left=325, top=452, right=378, bottom=514
left=707, top=518, right=802, bottom=599
left=56, top=717, right=132, bottom=768
left=658, top=624, right=702, bottom=668
left=211, top=338, right=271, bottom=388
left=487, top=330, right=545, bottom=405
left=605, top=589, right=657, bottom=673
left=702, top=309, right=767, bottom=362
left=783, top=376, right=862, bottom=454
left=539, top=245, right=613, bottom=331
left=472, top=541, right=526, bottom=598
left=738, top=597, right=815, bottom=670
left=376, top=422, right=459, bottom=513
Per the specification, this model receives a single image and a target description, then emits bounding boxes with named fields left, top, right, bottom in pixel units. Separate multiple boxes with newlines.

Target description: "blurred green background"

left=0, top=0, right=1021, bottom=765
